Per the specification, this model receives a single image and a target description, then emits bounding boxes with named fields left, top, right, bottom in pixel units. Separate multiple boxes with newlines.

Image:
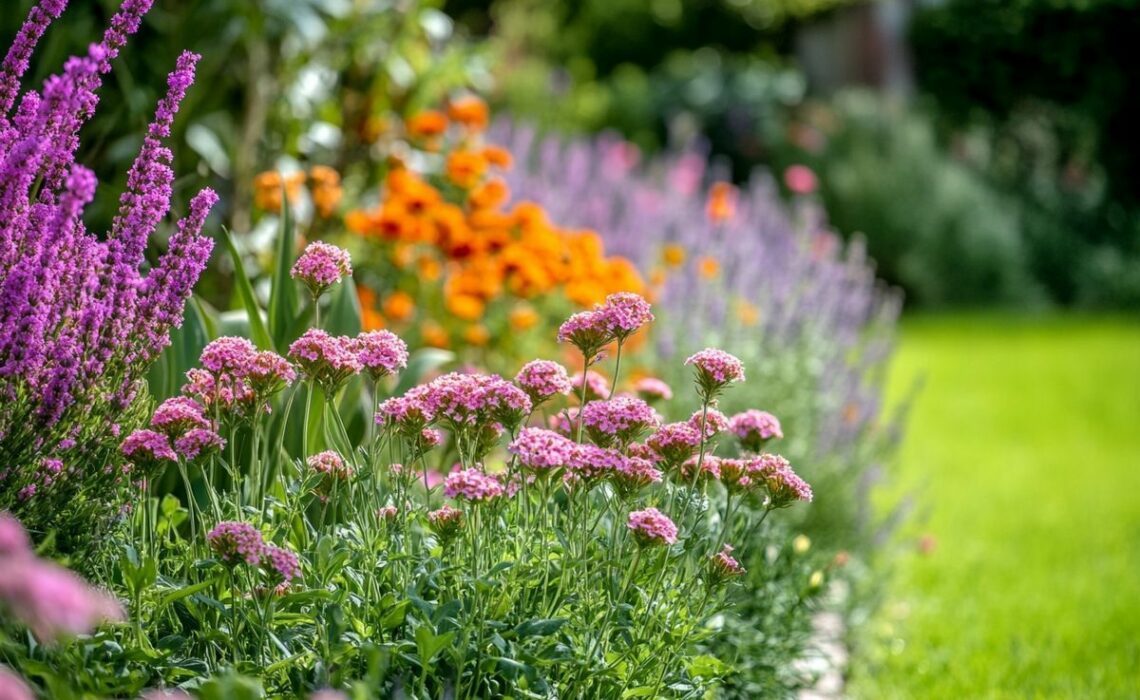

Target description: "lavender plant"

left=0, top=0, right=217, bottom=557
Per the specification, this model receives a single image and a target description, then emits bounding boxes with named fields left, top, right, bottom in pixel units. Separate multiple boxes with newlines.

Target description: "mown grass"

left=850, top=314, right=1140, bottom=699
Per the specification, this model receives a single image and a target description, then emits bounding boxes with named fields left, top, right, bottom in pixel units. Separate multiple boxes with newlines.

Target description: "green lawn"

left=851, top=315, right=1140, bottom=699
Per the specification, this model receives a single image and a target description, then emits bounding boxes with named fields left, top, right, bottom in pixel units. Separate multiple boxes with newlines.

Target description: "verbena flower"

left=427, top=505, right=464, bottom=541
left=150, top=397, right=209, bottom=436
left=685, top=348, right=745, bottom=396
left=120, top=429, right=176, bottom=469
left=729, top=410, right=783, bottom=451
left=679, top=455, right=722, bottom=484
left=647, top=422, right=702, bottom=467
left=752, top=454, right=813, bottom=507
left=443, top=467, right=505, bottom=503
left=547, top=407, right=580, bottom=437
left=0, top=666, right=33, bottom=700
left=0, top=512, right=31, bottom=556
left=580, top=396, right=660, bottom=447
left=411, top=372, right=531, bottom=432
left=352, top=330, right=408, bottom=382
left=627, top=507, right=678, bottom=547
left=557, top=309, right=612, bottom=358
left=716, top=458, right=756, bottom=494
left=597, top=292, right=653, bottom=341
left=173, top=428, right=225, bottom=462
left=246, top=351, right=296, bottom=396
left=265, top=545, right=301, bottom=583
left=207, top=521, right=266, bottom=566
left=709, top=544, right=746, bottom=582
left=376, top=394, right=433, bottom=435
left=288, top=329, right=362, bottom=395
left=570, top=370, right=610, bottom=402
left=633, top=377, right=673, bottom=402
left=508, top=427, right=576, bottom=473
left=688, top=407, right=730, bottom=439
left=307, top=451, right=352, bottom=480
left=569, top=443, right=625, bottom=484
left=514, top=359, right=572, bottom=405
left=199, top=337, right=258, bottom=377
left=291, top=241, right=352, bottom=298
left=611, top=456, right=663, bottom=497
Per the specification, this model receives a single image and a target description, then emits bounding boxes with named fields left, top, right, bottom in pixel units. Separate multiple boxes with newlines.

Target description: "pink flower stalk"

left=685, top=348, right=745, bottom=395
left=427, top=504, right=465, bottom=541
left=646, top=422, right=702, bottom=466
left=580, top=395, right=660, bottom=446
left=515, top=359, right=572, bottom=404
left=420, top=427, right=445, bottom=448
left=444, top=467, right=505, bottom=503
left=0, top=667, right=33, bottom=700
left=409, top=372, right=531, bottom=431
left=352, top=330, right=408, bottom=382
left=784, top=164, right=818, bottom=195
left=570, top=443, right=626, bottom=483
left=709, top=544, right=746, bottom=581
left=688, top=407, right=730, bottom=439
left=752, top=454, right=813, bottom=507
left=291, top=241, right=352, bottom=298
left=376, top=394, right=433, bottom=434
left=633, top=377, right=673, bottom=402
left=0, top=557, right=124, bottom=643
left=729, top=410, right=783, bottom=451
left=508, top=427, right=577, bottom=473
left=174, top=428, right=225, bottom=462
left=120, top=429, right=176, bottom=468
left=199, top=336, right=258, bottom=377
left=716, top=458, right=755, bottom=493
left=206, top=521, right=266, bottom=566
left=307, top=451, right=352, bottom=480
left=627, top=507, right=678, bottom=547
left=265, top=545, right=301, bottom=583
left=570, top=370, right=610, bottom=402
left=150, top=396, right=209, bottom=436
left=288, top=329, right=362, bottom=395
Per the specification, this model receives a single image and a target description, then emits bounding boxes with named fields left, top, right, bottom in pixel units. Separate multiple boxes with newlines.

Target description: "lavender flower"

left=288, top=329, right=362, bottom=395
left=515, top=359, right=573, bottom=405
left=291, top=241, right=352, bottom=298
left=352, top=330, right=408, bottom=382
left=207, top=521, right=266, bottom=566
left=173, top=428, right=225, bottom=462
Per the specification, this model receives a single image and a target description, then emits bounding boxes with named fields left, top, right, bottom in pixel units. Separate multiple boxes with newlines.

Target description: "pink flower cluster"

left=428, top=504, right=465, bottom=540
left=150, top=396, right=209, bottom=435
left=188, top=337, right=295, bottom=417
left=611, top=456, right=663, bottom=496
left=307, top=451, right=352, bottom=480
left=580, top=395, right=660, bottom=446
left=207, top=521, right=266, bottom=566
left=290, top=241, right=352, bottom=297
left=685, top=348, right=746, bottom=394
left=752, top=454, right=813, bottom=506
left=0, top=666, right=33, bottom=700
left=571, top=443, right=627, bottom=482
left=689, top=407, right=730, bottom=438
left=508, top=428, right=577, bottom=472
left=0, top=512, right=124, bottom=643
left=709, top=544, right=746, bottom=580
left=680, top=455, right=722, bottom=483
left=200, top=336, right=258, bottom=376
left=173, top=428, right=225, bottom=461
left=547, top=407, right=579, bottom=436
left=120, top=429, right=177, bottom=469
left=627, top=507, right=678, bottom=547
left=646, top=422, right=702, bottom=466
left=570, top=370, right=610, bottom=402
left=515, top=359, right=572, bottom=403
left=444, top=467, right=505, bottom=503
left=401, top=372, right=532, bottom=431
left=633, top=377, right=673, bottom=402
left=729, top=410, right=783, bottom=451
left=288, top=329, right=362, bottom=394
left=557, top=292, right=654, bottom=355
left=352, top=330, right=408, bottom=382
left=265, top=545, right=301, bottom=583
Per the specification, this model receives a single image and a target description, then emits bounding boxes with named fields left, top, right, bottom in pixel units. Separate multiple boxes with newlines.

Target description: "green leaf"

left=415, top=626, right=455, bottom=668
left=220, top=226, right=273, bottom=350
left=621, top=687, right=657, bottom=698
left=268, top=199, right=299, bottom=349
left=159, top=580, right=214, bottom=607
left=514, top=618, right=567, bottom=638
left=325, top=276, right=362, bottom=337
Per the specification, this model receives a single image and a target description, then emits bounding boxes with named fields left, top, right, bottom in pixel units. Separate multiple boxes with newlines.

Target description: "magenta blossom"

left=633, top=377, right=673, bottom=402
left=729, top=410, right=783, bottom=451
left=508, top=428, right=577, bottom=473
left=444, top=467, right=505, bottom=503
left=150, top=396, right=209, bottom=436
left=752, top=454, right=813, bottom=507
left=597, top=292, right=654, bottom=340
left=515, top=359, right=573, bottom=404
left=0, top=555, right=124, bottom=643
left=307, top=451, right=352, bottom=480
left=427, top=505, right=465, bottom=541
left=352, top=330, right=408, bottom=381
left=288, top=329, right=362, bottom=394
left=627, top=507, right=678, bottom=547
left=784, top=164, right=818, bottom=195
left=199, top=336, right=258, bottom=377
left=291, top=241, right=352, bottom=297
left=580, top=395, right=660, bottom=447
left=570, top=370, right=610, bottom=402
left=207, top=521, right=266, bottom=566
left=265, top=545, right=301, bottom=583
left=685, top=348, right=745, bottom=395
left=174, top=428, right=225, bottom=462
left=688, top=407, right=730, bottom=439
left=647, top=422, right=702, bottom=466
left=709, top=544, right=746, bottom=582
left=120, top=429, right=176, bottom=468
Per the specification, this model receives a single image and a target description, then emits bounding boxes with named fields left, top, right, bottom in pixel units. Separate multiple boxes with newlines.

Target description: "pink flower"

left=557, top=309, right=612, bottom=357
left=515, top=359, right=572, bottom=404
left=716, top=458, right=756, bottom=493
left=680, top=455, right=722, bottom=484
left=288, top=329, right=362, bottom=394
left=627, top=507, right=678, bottom=546
left=0, top=512, right=31, bottom=557
left=377, top=505, right=398, bottom=522
left=307, top=450, right=352, bottom=480
left=199, top=336, right=258, bottom=377
left=751, top=454, right=813, bottom=506
left=352, top=330, right=409, bottom=381
left=207, top=521, right=266, bottom=566
left=784, top=164, right=817, bottom=195
left=570, top=370, right=610, bottom=402
left=265, top=545, right=301, bottom=582
left=633, top=377, right=673, bottom=402
left=597, top=292, right=653, bottom=341
left=570, top=443, right=626, bottom=483
left=547, top=407, right=580, bottom=436
left=0, top=558, right=124, bottom=643
left=376, top=394, right=433, bottom=434
left=427, top=505, right=465, bottom=541
left=709, top=544, right=746, bottom=581
left=508, top=427, right=577, bottom=472
left=580, top=395, right=660, bottom=446
left=444, top=467, right=505, bottom=503
left=0, top=667, right=34, bottom=700
left=291, top=241, right=352, bottom=297
left=150, top=396, right=209, bottom=436
left=612, top=456, right=662, bottom=496
left=411, top=372, right=531, bottom=431
left=647, top=422, right=702, bottom=466
left=120, top=429, right=176, bottom=468
left=685, top=348, right=745, bottom=394
left=174, top=428, right=225, bottom=462
left=309, top=690, right=349, bottom=700
left=246, top=351, right=297, bottom=395
left=729, top=410, right=783, bottom=451
left=688, top=407, right=730, bottom=439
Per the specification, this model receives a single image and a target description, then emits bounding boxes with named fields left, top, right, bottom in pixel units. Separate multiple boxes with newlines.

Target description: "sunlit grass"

left=851, top=314, right=1140, bottom=699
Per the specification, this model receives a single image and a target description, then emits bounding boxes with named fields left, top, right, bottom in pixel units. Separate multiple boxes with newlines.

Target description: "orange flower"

left=482, top=145, right=513, bottom=169
left=662, top=243, right=686, bottom=268
left=736, top=300, right=760, bottom=327
left=706, top=181, right=737, bottom=223
left=445, top=292, right=486, bottom=321
left=406, top=110, right=448, bottom=139
left=509, top=305, right=539, bottom=331
left=253, top=171, right=304, bottom=213
left=383, top=291, right=415, bottom=322
left=422, top=321, right=449, bottom=349
left=445, top=150, right=487, bottom=189
left=309, top=165, right=342, bottom=218
left=447, top=95, right=489, bottom=132
left=362, top=308, right=386, bottom=331
left=417, top=255, right=442, bottom=281
left=464, top=324, right=491, bottom=347
left=469, top=178, right=510, bottom=211
left=698, top=256, right=720, bottom=280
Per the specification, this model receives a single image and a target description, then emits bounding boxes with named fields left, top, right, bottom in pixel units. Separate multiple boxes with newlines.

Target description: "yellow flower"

left=793, top=535, right=811, bottom=554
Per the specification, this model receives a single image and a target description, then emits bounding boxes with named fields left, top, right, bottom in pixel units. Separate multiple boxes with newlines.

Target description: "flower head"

left=612, top=456, right=663, bottom=497
left=307, top=451, right=352, bottom=480
left=633, top=377, right=673, bottom=403
left=515, top=359, right=572, bottom=405
left=0, top=666, right=33, bottom=700
left=709, top=544, right=746, bottom=583
left=352, top=330, right=409, bottom=382
left=207, top=521, right=266, bottom=566
left=647, top=422, right=702, bottom=467
left=570, top=370, right=610, bottom=403
left=265, top=545, right=301, bottom=583
left=174, top=428, right=225, bottom=462
left=752, top=454, right=813, bottom=507
left=0, top=513, right=31, bottom=557
left=0, top=557, right=124, bottom=643
left=376, top=394, right=434, bottom=435
left=627, top=507, right=678, bottom=547
left=291, top=241, right=352, bottom=298
left=569, top=443, right=625, bottom=484
left=246, top=351, right=296, bottom=396
left=729, top=410, right=783, bottom=451
left=288, top=329, right=362, bottom=394
left=580, top=396, right=660, bottom=447
left=508, top=428, right=577, bottom=473
left=150, top=396, right=209, bottom=436
left=685, top=348, right=745, bottom=396
left=688, top=407, right=730, bottom=439
left=444, top=467, right=505, bottom=503
left=557, top=309, right=612, bottom=358
left=120, top=429, right=176, bottom=469
left=598, top=292, right=653, bottom=341
left=200, top=337, right=258, bottom=377
left=427, top=505, right=465, bottom=541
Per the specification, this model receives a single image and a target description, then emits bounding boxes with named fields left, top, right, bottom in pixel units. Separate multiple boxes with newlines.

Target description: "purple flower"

left=569, top=443, right=626, bottom=483
left=685, top=348, right=745, bottom=395
left=751, top=454, right=813, bottom=507
left=291, top=241, right=352, bottom=298
left=508, top=427, right=577, bottom=473
left=207, top=521, right=266, bottom=566
left=570, top=370, right=610, bottom=402
left=173, top=428, right=225, bottom=462
left=580, top=395, right=660, bottom=447
left=611, top=455, right=662, bottom=496
left=120, top=429, right=176, bottom=468
left=0, top=666, right=34, bottom=700
left=688, top=407, right=730, bottom=439
left=246, top=351, right=296, bottom=396
left=0, top=512, right=31, bottom=557
left=199, top=337, right=258, bottom=377
left=557, top=309, right=612, bottom=357
left=709, top=544, right=746, bottom=582
left=515, top=359, right=572, bottom=404
left=150, top=396, right=209, bottom=436
left=647, top=422, right=702, bottom=467
left=597, top=292, right=653, bottom=340
left=307, top=451, right=352, bottom=480
left=627, top=507, right=678, bottom=547
left=729, top=410, right=783, bottom=452
left=265, top=545, right=301, bottom=583
left=444, top=467, right=505, bottom=503
left=352, top=330, right=408, bottom=382
left=288, top=329, right=362, bottom=394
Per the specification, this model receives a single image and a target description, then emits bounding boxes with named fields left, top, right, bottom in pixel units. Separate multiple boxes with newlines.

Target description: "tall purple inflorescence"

left=0, top=0, right=218, bottom=556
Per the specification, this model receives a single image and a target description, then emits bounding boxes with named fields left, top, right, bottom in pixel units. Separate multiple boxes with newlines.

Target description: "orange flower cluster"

left=254, top=166, right=343, bottom=218
left=345, top=97, right=644, bottom=352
